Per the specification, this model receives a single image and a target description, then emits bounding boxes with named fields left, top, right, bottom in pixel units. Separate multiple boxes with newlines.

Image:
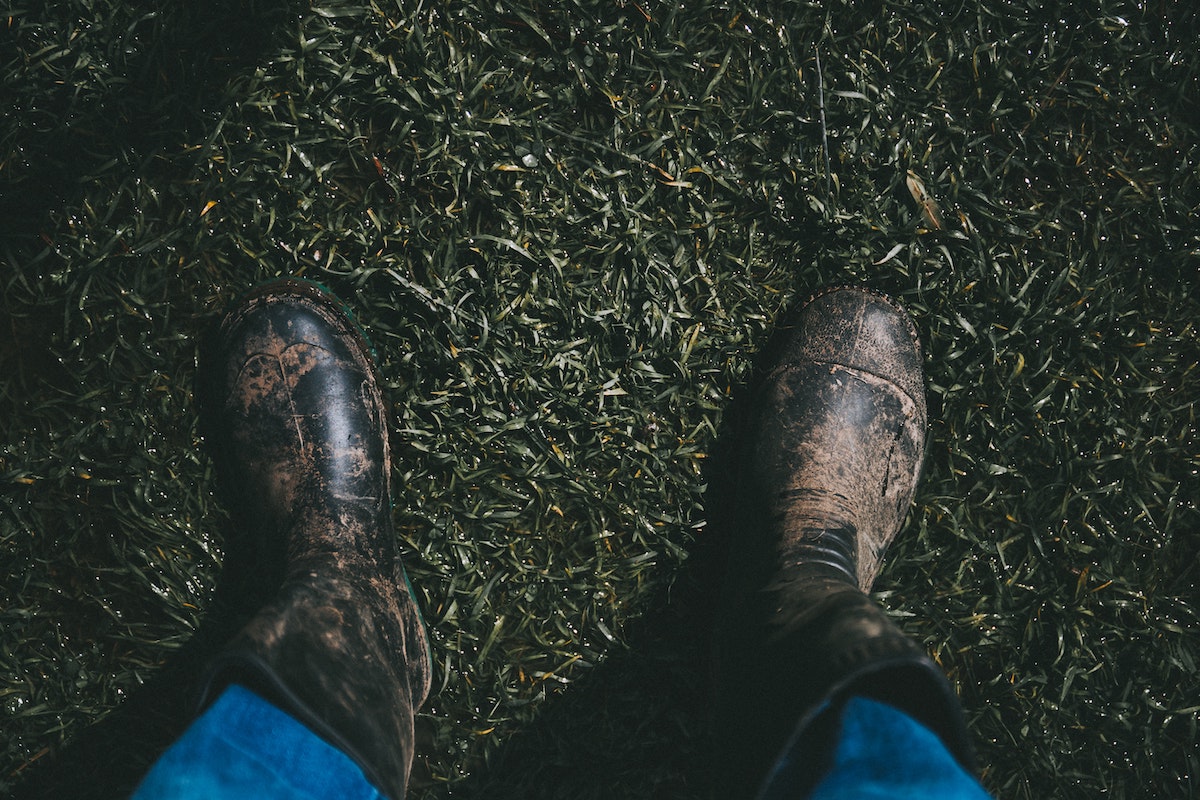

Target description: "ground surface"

left=2, top=1, right=1198, bottom=797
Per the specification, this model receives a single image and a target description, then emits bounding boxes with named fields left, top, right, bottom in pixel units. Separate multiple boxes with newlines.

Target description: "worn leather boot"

left=196, top=279, right=431, bottom=800
left=716, top=286, right=973, bottom=797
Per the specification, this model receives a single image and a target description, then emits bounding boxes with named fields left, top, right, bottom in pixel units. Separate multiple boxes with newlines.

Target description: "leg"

left=715, top=287, right=988, bottom=798
left=136, top=280, right=430, bottom=799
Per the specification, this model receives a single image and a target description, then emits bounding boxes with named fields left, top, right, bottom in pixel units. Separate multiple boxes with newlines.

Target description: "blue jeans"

left=131, top=685, right=381, bottom=800
left=763, top=695, right=992, bottom=800
left=133, top=686, right=990, bottom=799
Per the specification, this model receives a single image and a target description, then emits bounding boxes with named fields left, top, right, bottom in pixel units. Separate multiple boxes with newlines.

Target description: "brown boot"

left=197, top=279, right=431, bottom=800
left=716, top=286, right=973, bottom=796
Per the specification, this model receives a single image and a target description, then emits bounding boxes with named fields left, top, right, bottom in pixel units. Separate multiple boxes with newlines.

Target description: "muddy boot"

left=196, top=279, right=431, bottom=800
left=716, top=286, right=973, bottom=797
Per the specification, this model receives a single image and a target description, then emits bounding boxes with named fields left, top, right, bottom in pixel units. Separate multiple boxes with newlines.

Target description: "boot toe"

left=782, top=286, right=925, bottom=405
left=201, top=279, right=391, bottom=524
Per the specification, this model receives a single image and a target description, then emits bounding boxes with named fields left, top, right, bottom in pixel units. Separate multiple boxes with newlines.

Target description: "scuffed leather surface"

left=199, top=280, right=430, bottom=800
left=752, top=285, right=928, bottom=596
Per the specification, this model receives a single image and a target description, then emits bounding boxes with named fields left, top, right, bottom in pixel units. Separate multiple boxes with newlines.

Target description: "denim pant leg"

left=131, top=685, right=384, bottom=800
left=761, top=696, right=993, bottom=800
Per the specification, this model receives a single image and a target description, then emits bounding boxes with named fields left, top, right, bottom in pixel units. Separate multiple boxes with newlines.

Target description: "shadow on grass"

left=439, top=303, right=802, bottom=800
left=10, top=518, right=281, bottom=800
left=440, top=527, right=729, bottom=800
left=0, top=0, right=296, bottom=250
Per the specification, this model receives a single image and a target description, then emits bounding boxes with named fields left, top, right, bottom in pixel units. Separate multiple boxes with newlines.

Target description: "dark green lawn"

left=2, top=1, right=1198, bottom=797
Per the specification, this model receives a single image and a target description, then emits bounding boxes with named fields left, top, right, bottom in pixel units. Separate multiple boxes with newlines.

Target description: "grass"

left=2, top=0, right=1198, bottom=797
